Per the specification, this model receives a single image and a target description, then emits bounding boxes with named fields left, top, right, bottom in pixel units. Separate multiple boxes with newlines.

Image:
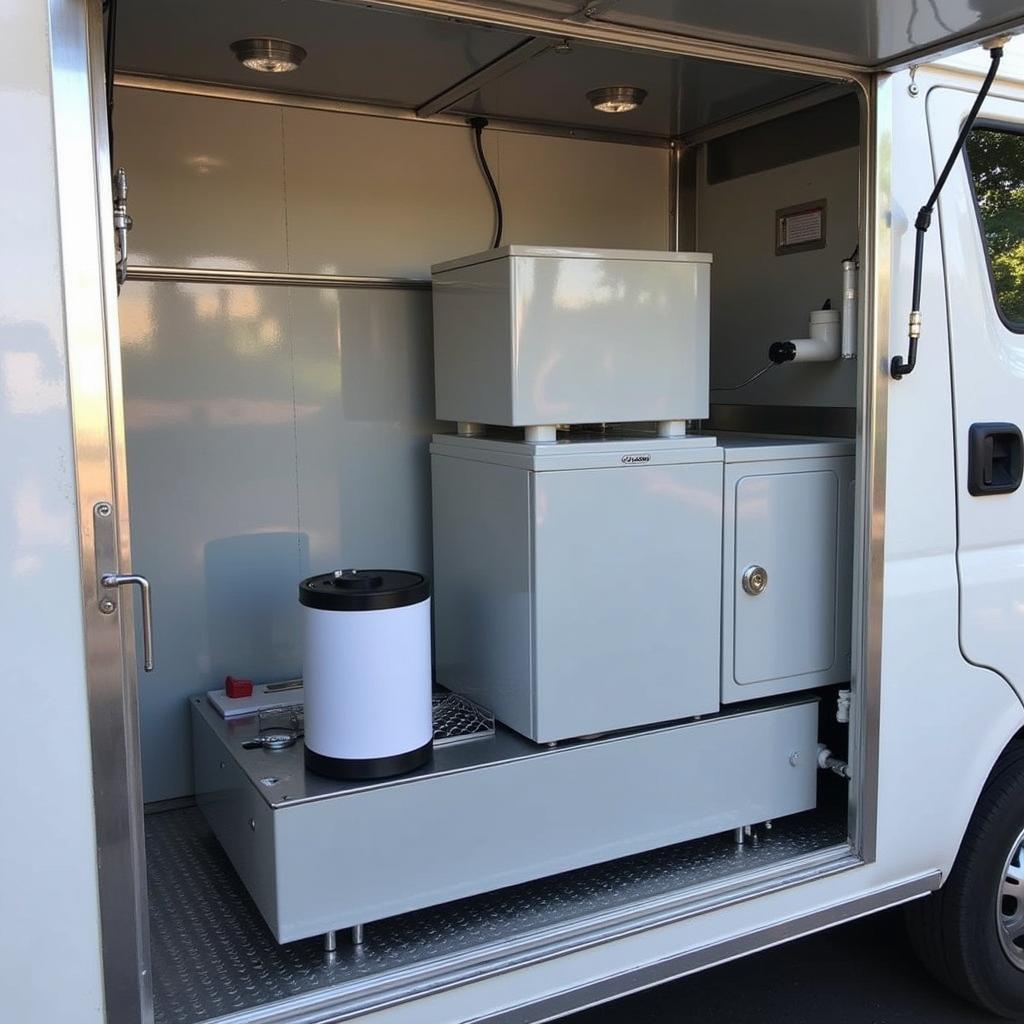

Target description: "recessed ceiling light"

left=587, top=85, right=647, bottom=114
left=230, top=38, right=307, bottom=74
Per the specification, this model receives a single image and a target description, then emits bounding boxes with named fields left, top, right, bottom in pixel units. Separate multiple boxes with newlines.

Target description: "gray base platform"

left=192, top=695, right=820, bottom=944
left=148, top=802, right=847, bottom=1024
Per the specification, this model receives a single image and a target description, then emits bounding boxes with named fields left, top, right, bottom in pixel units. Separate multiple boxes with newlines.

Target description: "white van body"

left=6, top=2, right=1024, bottom=1023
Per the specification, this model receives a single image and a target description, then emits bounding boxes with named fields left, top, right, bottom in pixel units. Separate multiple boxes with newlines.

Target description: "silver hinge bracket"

left=113, top=167, right=133, bottom=291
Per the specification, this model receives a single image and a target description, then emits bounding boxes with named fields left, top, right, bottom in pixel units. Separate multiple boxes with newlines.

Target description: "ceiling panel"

left=454, top=42, right=821, bottom=138
left=593, top=0, right=1024, bottom=66
left=116, top=0, right=529, bottom=109
left=116, top=0, right=840, bottom=141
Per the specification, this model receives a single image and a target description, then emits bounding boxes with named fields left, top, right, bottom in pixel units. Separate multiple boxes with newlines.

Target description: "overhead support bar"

left=415, top=37, right=553, bottom=118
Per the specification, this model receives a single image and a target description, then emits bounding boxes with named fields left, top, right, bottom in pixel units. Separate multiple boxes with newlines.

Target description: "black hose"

left=469, top=117, right=503, bottom=249
left=104, top=0, right=118, bottom=162
left=891, top=46, right=1003, bottom=379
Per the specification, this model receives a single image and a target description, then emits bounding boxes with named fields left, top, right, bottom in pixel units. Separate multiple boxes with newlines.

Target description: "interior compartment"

left=109, top=2, right=863, bottom=1020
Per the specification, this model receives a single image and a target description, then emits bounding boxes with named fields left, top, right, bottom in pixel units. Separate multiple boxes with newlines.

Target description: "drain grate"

left=431, top=691, right=495, bottom=746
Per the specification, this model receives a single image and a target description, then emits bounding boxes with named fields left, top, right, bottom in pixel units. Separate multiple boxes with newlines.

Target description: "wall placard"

left=776, top=199, right=827, bottom=254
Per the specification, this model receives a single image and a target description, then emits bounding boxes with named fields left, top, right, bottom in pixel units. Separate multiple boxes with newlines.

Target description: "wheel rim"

left=998, top=825, right=1024, bottom=969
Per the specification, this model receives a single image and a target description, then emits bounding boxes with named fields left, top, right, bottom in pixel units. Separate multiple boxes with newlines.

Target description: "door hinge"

left=113, top=166, right=132, bottom=292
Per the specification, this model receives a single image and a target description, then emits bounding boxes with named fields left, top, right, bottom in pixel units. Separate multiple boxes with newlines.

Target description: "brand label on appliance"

left=621, top=454, right=651, bottom=465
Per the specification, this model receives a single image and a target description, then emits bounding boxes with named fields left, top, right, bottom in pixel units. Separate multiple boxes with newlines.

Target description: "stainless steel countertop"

left=192, top=693, right=817, bottom=811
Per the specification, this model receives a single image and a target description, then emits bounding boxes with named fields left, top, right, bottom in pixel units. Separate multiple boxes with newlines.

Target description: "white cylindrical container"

left=300, top=569, right=432, bottom=780
left=841, top=259, right=858, bottom=359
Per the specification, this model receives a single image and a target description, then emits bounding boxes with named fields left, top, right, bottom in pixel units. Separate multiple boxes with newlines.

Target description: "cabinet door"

left=533, top=461, right=723, bottom=741
left=730, top=468, right=839, bottom=692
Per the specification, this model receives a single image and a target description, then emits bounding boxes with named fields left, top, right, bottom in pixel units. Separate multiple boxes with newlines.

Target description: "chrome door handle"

left=102, top=573, right=154, bottom=671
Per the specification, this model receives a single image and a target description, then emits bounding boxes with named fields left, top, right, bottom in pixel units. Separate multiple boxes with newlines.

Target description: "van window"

left=966, top=126, right=1024, bottom=326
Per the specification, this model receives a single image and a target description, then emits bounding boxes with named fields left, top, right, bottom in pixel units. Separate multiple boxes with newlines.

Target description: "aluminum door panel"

left=732, top=468, right=838, bottom=687
left=533, top=462, right=722, bottom=740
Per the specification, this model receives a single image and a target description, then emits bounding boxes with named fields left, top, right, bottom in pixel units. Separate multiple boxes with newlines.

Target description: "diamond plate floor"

left=147, top=802, right=847, bottom=1024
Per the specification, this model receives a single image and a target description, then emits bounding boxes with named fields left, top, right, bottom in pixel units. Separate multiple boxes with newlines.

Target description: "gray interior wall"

left=114, top=86, right=671, bottom=802
left=698, top=143, right=860, bottom=410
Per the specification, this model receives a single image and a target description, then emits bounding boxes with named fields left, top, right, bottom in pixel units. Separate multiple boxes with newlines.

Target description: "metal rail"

left=113, top=72, right=669, bottom=149
left=125, top=265, right=432, bottom=289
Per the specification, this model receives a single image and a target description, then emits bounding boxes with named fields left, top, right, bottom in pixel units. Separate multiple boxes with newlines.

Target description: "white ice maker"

left=430, top=246, right=712, bottom=428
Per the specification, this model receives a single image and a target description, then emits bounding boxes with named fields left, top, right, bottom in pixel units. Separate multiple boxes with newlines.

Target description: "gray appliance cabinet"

left=430, top=434, right=724, bottom=744
left=718, top=435, right=855, bottom=702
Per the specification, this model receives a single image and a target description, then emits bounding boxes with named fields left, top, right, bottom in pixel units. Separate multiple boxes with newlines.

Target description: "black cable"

left=104, top=0, right=117, bottom=163
left=711, top=362, right=776, bottom=392
left=469, top=117, right=503, bottom=249
left=891, top=45, right=1003, bottom=379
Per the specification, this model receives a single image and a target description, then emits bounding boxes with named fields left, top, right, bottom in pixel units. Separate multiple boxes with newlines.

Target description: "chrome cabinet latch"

left=94, top=501, right=154, bottom=671
left=741, top=564, right=768, bottom=596
left=113, top=167, right=133, bottom=291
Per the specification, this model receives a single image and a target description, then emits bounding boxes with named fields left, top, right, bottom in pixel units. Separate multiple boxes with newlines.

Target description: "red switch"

left=224, top=675, right=254, bottom=698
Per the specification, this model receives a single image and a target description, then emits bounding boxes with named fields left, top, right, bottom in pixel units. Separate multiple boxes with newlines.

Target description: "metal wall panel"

left=117, top=87, right=670, bottom=277
left=281, top=109, right=495, bottom=276
left=492, top=132, right=670, bottom=249
left=115, top=88, right=288, bottom=271
left=698, top=144, right=859, bottom=409
left=121, top=282, right=442, bottom=801
left=289, top=287, right=441, bottom=575
left=281, top=105, right=670, bottom=275
left=115, top=86, right=670, bottom=800
left=120, top=281, right=303, bottom=801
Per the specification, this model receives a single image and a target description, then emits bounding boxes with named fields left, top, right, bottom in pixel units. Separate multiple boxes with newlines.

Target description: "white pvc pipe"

left=789, top=310, right=841, bottom=362
left=841, top=260, right=858, bottom=359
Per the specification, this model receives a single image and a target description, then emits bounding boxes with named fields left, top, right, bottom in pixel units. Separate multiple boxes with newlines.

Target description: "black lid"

left=299, top=569, right=429, bottom=611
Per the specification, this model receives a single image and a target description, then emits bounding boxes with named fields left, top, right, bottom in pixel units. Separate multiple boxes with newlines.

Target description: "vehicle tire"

left=906, top=738, right=1024, bottom=1018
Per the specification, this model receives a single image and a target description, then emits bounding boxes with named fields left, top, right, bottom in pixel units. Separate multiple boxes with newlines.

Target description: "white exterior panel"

left=927, top=85, right=1024, bottom=704
left=0, top=1, right=106, bottom=1021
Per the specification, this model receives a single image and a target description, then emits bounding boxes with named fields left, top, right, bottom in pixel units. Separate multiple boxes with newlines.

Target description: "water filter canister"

left=299, top=569, right=433, bottom=780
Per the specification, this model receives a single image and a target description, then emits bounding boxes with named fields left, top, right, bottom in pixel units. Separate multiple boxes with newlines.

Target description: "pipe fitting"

left=817, top=743, right=851, bottom=779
